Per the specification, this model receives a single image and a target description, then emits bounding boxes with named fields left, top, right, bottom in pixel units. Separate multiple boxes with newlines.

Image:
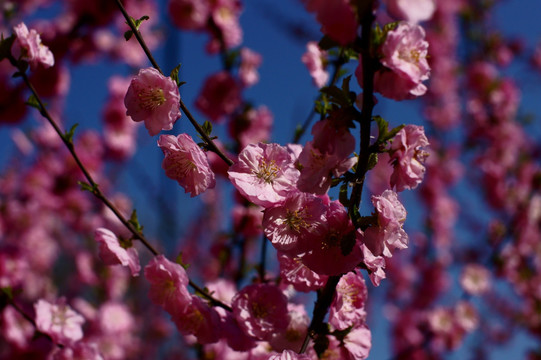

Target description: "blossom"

left=232, top=283, right=289, bottom=340
left=124, top=67, right=181, bottom=136
left=360, top=243, right=386, bottom=286
left=229, top=105, right=273, bottom=150
left=48, top=342, right=104, bottom=360
left=34, top=299, right=85, bottom=345
left=389, top=125, right=429, bottom=191
left=228, top=142, right=300, bottom=208
left=144, top=255, right=192, bottom=315
left=299, top=200, right=363, bottom=276
left=13, top=22, right=54, bottom=69
left=94, top=228, right=141, bottom=277
left=362, top=190, right=408, bottom=258
left=195, top=71, right=242, bottom=122
left=384, top=0, right=436, bottom=23
left=301, top=42, right=329, bottom=88
left=168, top=0, right=210, bottom=30
left=343, top=325, right=372, bottom=360
left=278, top=252, right=328, bottom=292
left=459, top=264, right=491, bottom=296
left=171, top=295, right=222, bottom=344
left=303, top=0, right=357, bottom=46
left=158, top=134, right=216, bottom=197
left=329, top=270, right=368, bottom=330
left=263, top=192, right=326, bottom=256
left=239, top=48, right=262, bottom=87
left=268, top=350, right=311, bottom=360
left=268, top=303, right=309, bottom=352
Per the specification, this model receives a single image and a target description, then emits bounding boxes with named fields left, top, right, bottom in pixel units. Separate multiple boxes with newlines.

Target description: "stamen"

left=138, top=87, right=166, bottom=110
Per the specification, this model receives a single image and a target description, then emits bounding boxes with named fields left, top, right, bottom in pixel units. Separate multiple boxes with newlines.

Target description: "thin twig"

left=114, top=0, right=234, bottom=166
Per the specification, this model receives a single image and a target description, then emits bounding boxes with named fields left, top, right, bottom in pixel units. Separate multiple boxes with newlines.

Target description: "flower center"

left=254, top=159, right=279, bottom=183
left=138, top=87, right=166, bottom=110
left=284, top=209, right=309, bottom=233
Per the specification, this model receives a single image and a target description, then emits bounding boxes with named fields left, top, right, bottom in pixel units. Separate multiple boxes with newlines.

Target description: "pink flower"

left=94, top=227, right=141, bottom=277
left=385, top=0, right=436, bottom=23
left=195, top=71, right=242, bottom=122
left=389, top=125, right=429, bottom=191
left=268, top=303, right=309, bottom=352
left=228, top=143, right=300, bottom=208
left=13, top=22, right=54, bottom=69
left=232, top=283, right=289, bottom=340
left=230, top=105, right=273, bottom=150
left=34, top=298, right=85, bottom=345
left=329, top=270, right=368, bottom=330
left=301, top=42, right=329, bottom=88
left=278, top=252, right=328, bottom=292
left=459, top=264, right=491, bottom=296
left=158, top=133, right=216, bottom=197
left=48, top=342, right=104, bottom=360
left=239, top=48, right=262, bottom=87
left=303, top=0, right=358, bottom=46
left=209, top=0, right=243, bottom=51
left=360, top=243, right=386, bottom=286
left=124, top=67, right=181, bottom=136
left=144, top=255, right=192, bottom=316
left=168, top=0, right=210, bottom=30
left=380, top=22, right=430, bottom=87
left=171, top=295, right=222, bottom=344
left=268, top=350, right=311, bottom=360
left=299, top=201, right=363, bottom=276
left=343, top=325, right=372, bottom=360
left=2, top=306, right=34, bottom=349
left=263, top=192, right=326, bottom=256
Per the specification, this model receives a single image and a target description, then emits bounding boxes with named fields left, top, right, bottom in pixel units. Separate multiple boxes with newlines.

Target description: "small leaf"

left=373, top=115, right=388, bottom=142
left=384, top=124, right=405, bottom=142
left=78, top=181, right=96, bottom=193
left=202, top=121, right=213, bottom=136
left=175, top=252, right=190, bottom=270
left=129, top=209, right=143, bottom=233
left=318, top=35, right=339, bottom=50
left=341, top=75, right=352, bottom=94
left=1, top=287, right=13, bottom=301
left=63, top=123, right=79, bottom=144
left=170, top=63, right=181, bottom=87
left=367, top=152, right=378, bottom=170
left=25, top=94, right=41, bottom=110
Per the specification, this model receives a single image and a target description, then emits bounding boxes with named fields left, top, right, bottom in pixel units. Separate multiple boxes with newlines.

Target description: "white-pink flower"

left=34, top=298, right=85, bottom=345
left=389, top=125, right=429, bottom=191
left=239, top=48, right=262, bottom=87
left=228, top=142, right=300, bottom=208
left=232, top=283, right=289, bottom=341
left=278, top=252, right=328, bottom=292
left=301, top=41, right=329, bottom=88
left=158, top=133, right=216, bottom=197
left=124, top=67, right=181, bottom=136
left=460, top=264, right=491, bottom=296
left=94, top=227, right=141, bottom=277
left=13, top=22, right=54, bottom=69
left=268, top=349, right=311, bottom=360
left=385, top=0, right=436, bottom=23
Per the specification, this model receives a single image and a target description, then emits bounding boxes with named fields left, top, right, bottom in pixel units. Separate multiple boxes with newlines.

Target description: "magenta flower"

left=268, top=350, right=311, bottom=360
left=360, top=243, right=386, bottom=287
left=232, top=283, right=289, bottom=340
left=263, top=192, right=326, bottom=256
left=389, top=125, right=429, bottom=191
left=171, top=295, right=222, bottom=344
left=239, top=48, right=262, bottom=87
left=228, top=142, right=300, bottom=208
left=34, top=298, right=85, bottom=345
left=195, top=71, right=242, bottom=122
left=144, top=255, right=192, bottom=316
left=301, top=41, right=329, bottom=88
left=124, top=67, right=181, bottom=136
left=168, top=0, right=210, bottom=30
left=278, top=252, right=328, bottom=292
left=94, top=227, right=141, bottom=277
left=158, top=133, right=216, bottom=197
left=13, top=22, right=54, bottom=69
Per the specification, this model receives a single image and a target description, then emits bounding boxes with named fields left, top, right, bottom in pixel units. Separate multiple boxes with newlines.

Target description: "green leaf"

left=384, top=124, right=405, bottom=142
left=25, top=94, right=41, bottom=110
left=129, top=209, right=143, bottom=234
left=202, top=121, right=213, bottom=136
left=77, top=181, right=96, bottom=193
left=341, top=75, right=351, bottom=94
left=321, top=85, right=351, bottom=108
left=1, top=287, right=13, bottom=301
left=367, top=152, right=378, bottom=170
left=170, top=63, right=181, bottom=87
left=123, top=30, right=133, bottom=41
left=175, top=252, right=190, bottom=270
left=373, top=115, right=388, bottom=142
left=124, top=15, right=150, bottom=41
left=63, top=123, right=79, bottom=144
